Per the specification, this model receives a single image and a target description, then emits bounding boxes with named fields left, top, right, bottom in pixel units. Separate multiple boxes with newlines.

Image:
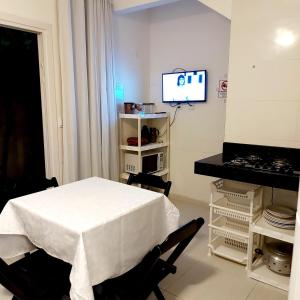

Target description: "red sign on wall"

left=218, top=80, right=227, bottom=98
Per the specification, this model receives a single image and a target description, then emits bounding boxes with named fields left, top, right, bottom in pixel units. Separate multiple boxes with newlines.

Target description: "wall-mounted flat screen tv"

left=162, top=70, right=207, bottom=103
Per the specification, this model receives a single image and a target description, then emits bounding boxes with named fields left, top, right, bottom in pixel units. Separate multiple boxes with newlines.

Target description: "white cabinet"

left=247, top=216, right=295, bottom=291
left=119, top=113, right=170, bottom=181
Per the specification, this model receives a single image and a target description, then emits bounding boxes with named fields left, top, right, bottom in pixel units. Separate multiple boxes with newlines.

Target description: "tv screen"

left=162, top=70, right=207, bottom=103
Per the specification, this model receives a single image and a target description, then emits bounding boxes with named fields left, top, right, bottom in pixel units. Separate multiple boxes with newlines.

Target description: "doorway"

left=0, top=26, right=45, bottom=206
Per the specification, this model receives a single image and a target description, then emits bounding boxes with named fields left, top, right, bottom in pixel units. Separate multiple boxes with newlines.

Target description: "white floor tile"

left=165, top=265, right=256, bottom=300
left=0, top=284, right=12, bottom=300
left=246, top=283, right=288, bottom=300
left=147, top=289, right=181, bottom=300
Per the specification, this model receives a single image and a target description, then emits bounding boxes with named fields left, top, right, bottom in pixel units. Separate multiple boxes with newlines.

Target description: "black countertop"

left=194, top=153, right=300, bottom=191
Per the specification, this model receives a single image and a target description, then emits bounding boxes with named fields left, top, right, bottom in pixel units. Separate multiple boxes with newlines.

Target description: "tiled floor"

left=0, top=198, right=289, bottom=300
left=148, top=198, right=288, bottom=300
left=0, top=284, right=12, bottom=300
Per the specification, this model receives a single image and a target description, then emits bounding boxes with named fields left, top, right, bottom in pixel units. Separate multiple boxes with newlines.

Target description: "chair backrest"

left=127, top=173, right=172, bottom=196
left=0, top=258, right=29, bottom=300
left=159, top=217, right=205, bottom=265
left=94, top=218, right=205, bottom=300
left=16, top=176, right=59, bottom=197
left=0, top=250, right=71, bottom=300
left=0, top=177, right=59, bottom=213
left=133, top=218, right=205, bottom=297
left=30, top=177, right=59, bottom=193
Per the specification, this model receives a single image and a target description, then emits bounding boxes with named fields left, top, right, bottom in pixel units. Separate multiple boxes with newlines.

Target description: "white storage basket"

left=209, top=235, right=248, bottom=265
left=210, top=216, right=249, bottom=238
left=208, top=179, right=263, bottom=265
left=213, top=205, right=250, bottom=222
left=211, top=179, right=262, bottom=210
left=211, top=196, right=261, bottom=218
left=213, top=197, right=250, bottom=212
left=212, top=227, right=248, bottom=244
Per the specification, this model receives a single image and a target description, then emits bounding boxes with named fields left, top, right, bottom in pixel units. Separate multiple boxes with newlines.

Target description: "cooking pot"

left=124, top=102, right=135, bottom=114
left=256, top=242, right=293, bottom=275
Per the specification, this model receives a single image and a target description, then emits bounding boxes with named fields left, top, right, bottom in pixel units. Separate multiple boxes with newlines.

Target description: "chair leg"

left=153, top=286, right=165, bottom=300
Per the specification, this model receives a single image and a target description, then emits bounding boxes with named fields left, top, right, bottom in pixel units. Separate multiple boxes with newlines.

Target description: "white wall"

left=148, top=0, right=231, bottom=202
left=113, top=0, right=179, bottom=13
left=0, top=0, right=61, bottom=112
left=113, top=0, right=232, bottom=19
left=225, top=0, right=300, bottom=149
left=114, top=10, right=150, bottom=108
left=198, top=0, right=232, bottom=19
left=0, top=0, right=56, bottom=21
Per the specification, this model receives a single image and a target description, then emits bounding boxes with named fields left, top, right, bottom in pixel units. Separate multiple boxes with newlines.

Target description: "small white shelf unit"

left=208, top=179, right=263, bottom=266
left=247, top=216, right=295, bottom=291
left=120, top=142, right=169, bottom=152
left=119, top=113, right=170, bottom=181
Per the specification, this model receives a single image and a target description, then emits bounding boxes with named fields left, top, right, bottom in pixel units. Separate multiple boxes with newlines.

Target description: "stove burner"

left=225, top=156, right=295, bottom=175
left=272, top=158, right=291, bottom=168
left=246, top=155, right=262, bottom=162
left=228, top=157, right=248, bottom=166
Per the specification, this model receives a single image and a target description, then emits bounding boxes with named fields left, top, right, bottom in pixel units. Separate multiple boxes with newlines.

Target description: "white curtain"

left=57, top=0, right=118, bottom=183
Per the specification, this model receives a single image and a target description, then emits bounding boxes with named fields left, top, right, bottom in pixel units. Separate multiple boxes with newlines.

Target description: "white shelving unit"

left=209, top=179, right=296, bottom=291
left=119, top=113, right=170, bottom=181
left=120, top=142, right=169, bottom=152
left=208, top=179, right=263, bottom=266
left=247, top=216, right=295, bottom=291
left=251, top=216, right=294, bottom=244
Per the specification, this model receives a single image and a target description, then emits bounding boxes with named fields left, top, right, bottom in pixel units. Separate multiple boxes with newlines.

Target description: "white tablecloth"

left=0, top=177, right=179, bottom=300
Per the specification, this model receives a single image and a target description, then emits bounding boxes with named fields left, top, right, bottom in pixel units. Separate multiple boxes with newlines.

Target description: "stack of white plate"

left=263, top=206, right=296, bottom=230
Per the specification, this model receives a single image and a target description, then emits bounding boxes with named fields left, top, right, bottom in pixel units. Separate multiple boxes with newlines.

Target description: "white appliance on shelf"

left=125, top=152, right=164, bottom=174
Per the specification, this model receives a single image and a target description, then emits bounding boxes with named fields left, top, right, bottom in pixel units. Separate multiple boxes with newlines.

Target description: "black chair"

left=15, top=176, right=59, bottom=197
left=0, top=250, right=71, bottom=300
left=93, top=217, right=205, bottom=300
left=127, top=173, right=172, bottom=197
left=0, top=177, right=59, bottom=213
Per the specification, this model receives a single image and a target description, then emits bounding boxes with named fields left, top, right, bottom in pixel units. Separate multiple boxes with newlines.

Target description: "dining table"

left=0, top=177, right=180, bottom=300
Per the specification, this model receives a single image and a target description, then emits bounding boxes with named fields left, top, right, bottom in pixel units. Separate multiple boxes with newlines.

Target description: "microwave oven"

left=125, top=152, right=164, bottom=174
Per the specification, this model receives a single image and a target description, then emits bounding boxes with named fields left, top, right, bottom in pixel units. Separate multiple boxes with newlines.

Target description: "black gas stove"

left=224, top=156, right=299, bottom=175
left=194, top=143, right=300, bottom=191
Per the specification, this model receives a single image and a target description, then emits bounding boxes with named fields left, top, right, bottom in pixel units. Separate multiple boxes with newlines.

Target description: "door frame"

left=0, top=12, right=62, bottom=182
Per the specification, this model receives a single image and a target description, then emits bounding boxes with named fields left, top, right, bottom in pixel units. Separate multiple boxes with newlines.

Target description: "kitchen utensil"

left=124, top=102, right=135, bottom=114
left=141, top=125, right=150, bottom=143
left=134, top=103, right=144, bottom=114
left=142, top=103, right=155, bottom=114
left=149, top=127, right=159, bottom=143
left=256, top=242, right=293, bottom=275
